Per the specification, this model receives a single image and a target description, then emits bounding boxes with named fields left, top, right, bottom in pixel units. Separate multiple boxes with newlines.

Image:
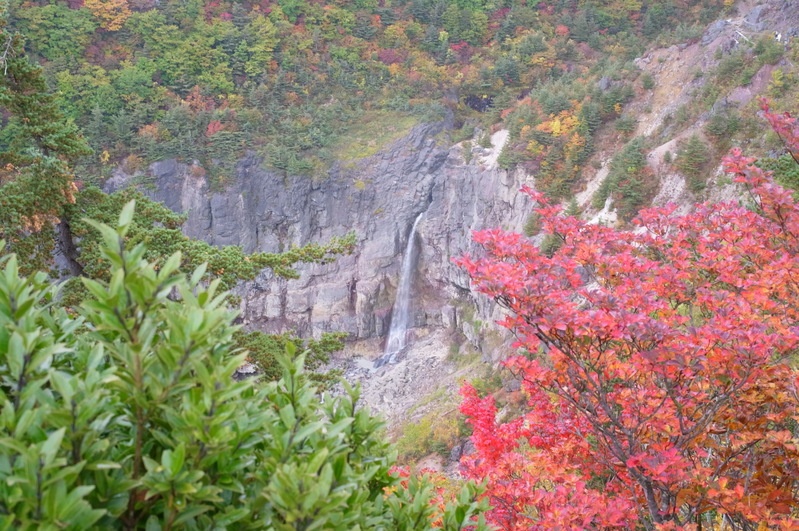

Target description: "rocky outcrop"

left=106, top=124, right=531, bottom=361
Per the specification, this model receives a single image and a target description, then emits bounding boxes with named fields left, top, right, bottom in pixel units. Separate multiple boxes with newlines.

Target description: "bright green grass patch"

left=332, top=112, right=419, bottom=161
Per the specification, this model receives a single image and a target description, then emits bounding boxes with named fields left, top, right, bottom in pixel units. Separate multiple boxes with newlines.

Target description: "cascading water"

left=380, top=213, right=423, bottom=366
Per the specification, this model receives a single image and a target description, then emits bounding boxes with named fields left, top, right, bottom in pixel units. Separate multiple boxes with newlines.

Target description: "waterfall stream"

left=379, top=213, right=423, bottom=366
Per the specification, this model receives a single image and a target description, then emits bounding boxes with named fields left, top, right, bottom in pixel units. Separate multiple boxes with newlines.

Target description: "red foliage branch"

left=760, top=98, right=799, bottom=165
left=456, top=105, right=799, bottom=530
left=206, top=120, right=225, bottom=137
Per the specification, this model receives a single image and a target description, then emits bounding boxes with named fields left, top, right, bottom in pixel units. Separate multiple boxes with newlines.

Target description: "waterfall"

left=381, top=213, right=423, bottom=365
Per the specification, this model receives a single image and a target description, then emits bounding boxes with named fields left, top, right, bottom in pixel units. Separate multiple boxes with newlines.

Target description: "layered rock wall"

left=106, top=124, right=531, bottom=357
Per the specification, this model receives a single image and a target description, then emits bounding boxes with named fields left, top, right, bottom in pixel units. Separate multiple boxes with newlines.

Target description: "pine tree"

left=677, top=134, right=710, bottom=192
left=0, top=16, right=92, bottom=274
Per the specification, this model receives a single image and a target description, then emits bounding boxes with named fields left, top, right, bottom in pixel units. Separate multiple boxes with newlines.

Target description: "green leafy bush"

left=705, top=109, right=740, bottom=141
left=760, top=153, right=799, bottom=194
left=0, top=205, right=488, bottom=530
left=641, top=72, right=655, bottom=90
left=615, top=114, right=637, bottom=134
left=754, top=35, right=784, bottom=65
left=234, top=329, right=345, bottom=387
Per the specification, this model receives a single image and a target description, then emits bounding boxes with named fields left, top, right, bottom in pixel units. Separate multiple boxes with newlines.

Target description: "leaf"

left=41, top=427, right=66, bottom=465
left=118, top=200, right=136, bottom=229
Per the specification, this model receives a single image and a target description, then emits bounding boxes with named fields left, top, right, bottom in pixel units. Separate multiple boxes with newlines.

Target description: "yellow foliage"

left=84, top=0, right=131, bottom=31
left=526, top=140, right=544, bottom=157
left=535, top=110, right=579, bottom=138
left=563, top=132, right=585, bottom=160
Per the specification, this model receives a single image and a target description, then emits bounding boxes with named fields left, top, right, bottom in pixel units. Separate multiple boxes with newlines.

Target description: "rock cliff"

left=105, top=123, right=529, bottom=367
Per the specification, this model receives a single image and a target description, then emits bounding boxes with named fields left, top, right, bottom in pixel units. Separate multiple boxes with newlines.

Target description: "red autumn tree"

left=456, top=106, right=799, bottom=530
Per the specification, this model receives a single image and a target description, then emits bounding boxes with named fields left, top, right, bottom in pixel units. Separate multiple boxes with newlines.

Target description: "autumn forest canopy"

left=2, top=0, right=799, bottom=527
left=6, top=0, right=731, bottom=181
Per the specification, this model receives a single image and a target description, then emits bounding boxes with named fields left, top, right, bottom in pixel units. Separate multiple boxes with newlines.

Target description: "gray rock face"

left=701, top=20, right=729, bottom=46
left=106, top=123, right=531, bottom=352
left=744, top=4, right=769, bottom=31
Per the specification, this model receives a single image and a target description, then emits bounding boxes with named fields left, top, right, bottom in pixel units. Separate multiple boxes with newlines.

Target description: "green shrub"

left=564, top=197, right=580, bottom=217
left=478, top=131, right=493, bottom=149
left=761, top=154, right=799, bottom=194
left=754, top=35, right=784, bottom=65
left=641, top=72, right=655, bottom=90
left=615, top=114, right=637, bottom=134
left=592, top=137, right=649, bottom=217
left=396, top=417, right=435, bottom=460
left=234, top=330, right=345, bottom=387
left=705, top=110, right=740, bottom=140
left=0, top=205, right=489, bottom=530
left=739, top=65, right=758, bottom=86
left=540, top=233, right=563, bottom=257
left=716, top=51, right=746, bottom=83
left=523, top=212, right=541, bottom=237
left=593, top=177, right=613, bottom=209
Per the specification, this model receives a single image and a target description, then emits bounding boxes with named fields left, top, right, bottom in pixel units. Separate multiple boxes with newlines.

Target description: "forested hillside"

left=8, top=0, right=729, bottom=184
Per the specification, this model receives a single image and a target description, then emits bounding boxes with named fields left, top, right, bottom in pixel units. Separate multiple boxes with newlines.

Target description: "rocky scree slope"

left=577, top=0, right=799, bottom=223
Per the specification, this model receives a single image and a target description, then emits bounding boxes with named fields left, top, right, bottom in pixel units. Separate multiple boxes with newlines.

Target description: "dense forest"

left=6, top=0, right=732, bottom=183
left=2, top=0, right=799, bottom=527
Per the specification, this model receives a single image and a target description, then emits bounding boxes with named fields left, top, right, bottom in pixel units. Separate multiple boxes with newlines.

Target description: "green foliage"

left=593, top=138, right=642, bottom=210
left=3, top=0, right=723, bottom=182
left=462, top=140, right=473, bottom=164
left=769, top=68, right=791, bottom=97
left=641, top=72, right=655, bottom=90
left=672, top=22, right=703, bottom=44
left=0, top=24, right=92, bottom=275
left=715, top=51, right=747, bottom=84
left=235, top=330, right=345, bottom=386
left=564, top=197, right=580, bottom=218
left=705, top=109, right=740, bottom=141
left=396, top=411, right=461, bottom=461
left=760, top=154, right=799, bottom=195
left=328, top=112, right=420, bottom=162
left=754, top=35, right=784, bottom=65
left=539, top=233, right=563, bottom=257
left=523, top=212, right=541, bottom=237
left=396, top=416, right=436, bottom=460
left=61, top=187, right=356, bottom=305
left=592, top=137, right=654, bottom=221
left=676, top=134, right=711, bottom=192
left=478, top=131, right=492, bottom=149
left=11, top=3, right=97, bottom=61
left=0, top=211, right=489, bottom=529
left=615, top=114, right=637, bottom=134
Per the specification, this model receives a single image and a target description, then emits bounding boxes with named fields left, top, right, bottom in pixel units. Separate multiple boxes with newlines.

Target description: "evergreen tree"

left=677, top=134, right=711, bottom=192
left=0, top=17, right=92, bottom=275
